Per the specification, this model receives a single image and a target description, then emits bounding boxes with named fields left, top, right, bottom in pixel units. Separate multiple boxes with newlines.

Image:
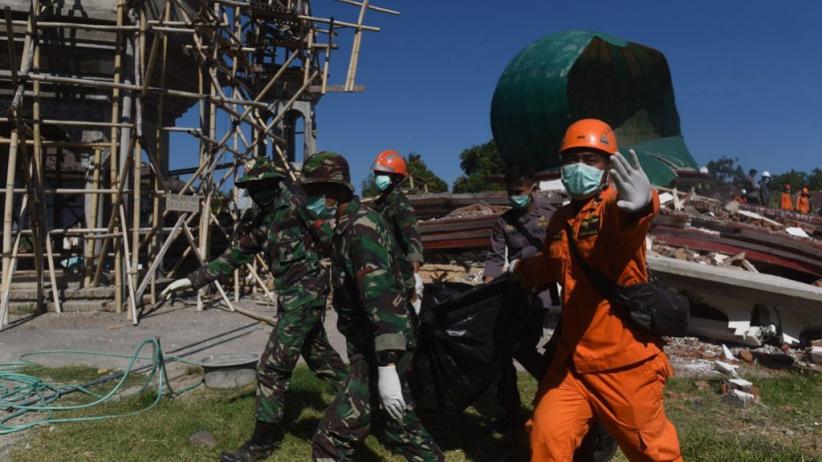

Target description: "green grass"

left=8, top=367, right=822, bottom=462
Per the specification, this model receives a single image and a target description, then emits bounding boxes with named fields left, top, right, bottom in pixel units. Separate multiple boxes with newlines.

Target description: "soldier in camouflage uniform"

left=370, top=150, right=425, bottom=314
left=161, top=157, right=347, bottom=462
left=299, top=152, right=443, bottom=462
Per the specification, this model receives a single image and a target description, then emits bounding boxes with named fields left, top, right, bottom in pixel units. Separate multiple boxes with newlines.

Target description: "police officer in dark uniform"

left=483, top=165, right=557, bottom=431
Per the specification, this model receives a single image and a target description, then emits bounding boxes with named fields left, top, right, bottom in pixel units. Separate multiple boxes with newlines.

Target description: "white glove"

left=160, top=278, right=192, bottom=300
left=611, top=149, right=652, bottom=213
left=506, top=259, right=520, bottom=274
left=411, top=298, right=422, bottom=316
left=377, top=365, right=406, bottom=421
left=413, top=273, right=424, bottom=314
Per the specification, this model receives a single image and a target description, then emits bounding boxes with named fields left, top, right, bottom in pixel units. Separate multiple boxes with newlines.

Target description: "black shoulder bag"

left=564, top=224, right=690, bottom=337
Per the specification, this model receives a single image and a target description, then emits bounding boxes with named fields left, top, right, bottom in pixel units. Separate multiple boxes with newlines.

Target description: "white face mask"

left=561, top=162, right=605, bottom=198
left=375, top=174, right=393, bottom=192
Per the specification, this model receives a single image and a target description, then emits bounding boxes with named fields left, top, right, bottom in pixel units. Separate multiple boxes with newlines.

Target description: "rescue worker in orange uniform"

left=796, top=187, right=812, bottom=214
left=780, top=184, right=794, bottom=211
left=514, top=119, right=682, bottom=462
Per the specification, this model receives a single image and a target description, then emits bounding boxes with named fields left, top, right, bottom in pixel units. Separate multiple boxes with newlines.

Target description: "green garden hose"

left=0, top=337, right=204, bottom=435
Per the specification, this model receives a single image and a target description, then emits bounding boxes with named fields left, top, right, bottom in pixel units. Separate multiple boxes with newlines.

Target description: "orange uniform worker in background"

left=796, top=187, right=811, bottom=214
left=781, top=184, right=794, bottom=211
left=515, top=119, right=682, bottom=462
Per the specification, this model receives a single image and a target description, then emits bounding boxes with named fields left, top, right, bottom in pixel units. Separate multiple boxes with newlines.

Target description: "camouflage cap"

left=300, top=151, right=354, bottom=192
left=236, top=157, right=284, bottom=188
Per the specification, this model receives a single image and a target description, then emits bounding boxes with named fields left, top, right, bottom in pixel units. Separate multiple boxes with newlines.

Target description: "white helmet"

left=699, top=166, right=709, bottom=175
left=741, top=189, right=747, bottom=194
left=762, top=171, right=771, bottom=178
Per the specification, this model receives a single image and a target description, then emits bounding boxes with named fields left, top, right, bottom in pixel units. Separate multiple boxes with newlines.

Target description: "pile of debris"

left=410, top=187, right=822, bottom=350
left=419, top=251, right=485, bottom=286
left=653, top=189, right=822, bottom=284
left=652, top=244, right=761, bottom=274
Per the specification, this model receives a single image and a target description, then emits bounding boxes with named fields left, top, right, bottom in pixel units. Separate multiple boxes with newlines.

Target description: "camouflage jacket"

left=188, top=181, right=330, bottom=308
left=331, top=197, right=411, bottom=353
left=374, top=189, right=424, bottom=289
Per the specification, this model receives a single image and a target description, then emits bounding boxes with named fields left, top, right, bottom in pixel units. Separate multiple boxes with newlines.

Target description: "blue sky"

left=171, top=0, right=822, bottom=192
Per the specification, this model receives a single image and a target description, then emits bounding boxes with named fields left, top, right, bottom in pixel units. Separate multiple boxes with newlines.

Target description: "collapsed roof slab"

left=648, top=255, right=822, bottom=346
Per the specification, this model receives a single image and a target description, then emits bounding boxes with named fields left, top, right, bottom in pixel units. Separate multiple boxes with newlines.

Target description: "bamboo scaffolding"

left=0, top=0, right=395, bottom=328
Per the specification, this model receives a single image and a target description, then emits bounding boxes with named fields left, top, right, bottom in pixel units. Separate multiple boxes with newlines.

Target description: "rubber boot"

left=219, top=421, right=281, bottom=462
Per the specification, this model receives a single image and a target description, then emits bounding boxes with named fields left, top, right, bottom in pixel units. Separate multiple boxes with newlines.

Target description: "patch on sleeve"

left=578, top=215, right=600, bottom=238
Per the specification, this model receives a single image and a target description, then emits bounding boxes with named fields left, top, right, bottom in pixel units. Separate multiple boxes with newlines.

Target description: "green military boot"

left=219, top=421, right=281, bottom=462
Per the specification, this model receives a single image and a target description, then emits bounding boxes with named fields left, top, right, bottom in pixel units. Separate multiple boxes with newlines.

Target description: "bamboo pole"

left=207, top=211, right=276, bottom=303
left=345, top=0, right=369, bottom=91
left=118, top=205, right=139, bottom=325
left=129, top=4, right=146, bottom=320
left=132, top=213, right=186, bottom=307
left=150, top=1, right=172, bottom=305
left=24, top=73, right=271, bottom=108
left=1, top=4, right=35, bottom=325
left=113, top=13, right=138, bottom=313
left=0, top=193, right=29, bottom=327
left=29, top=0, right=59, bottom=313
left=177, top=221, right=275, bottom=326
left=84, top=147, right=103, bottom=286
left=102, top=0, right=124, bottom=292
left=195, top=56, right=207, bottom=312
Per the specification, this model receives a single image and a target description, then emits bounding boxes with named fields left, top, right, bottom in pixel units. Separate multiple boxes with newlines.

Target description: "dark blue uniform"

left=483, top=197, right=557, bottom=428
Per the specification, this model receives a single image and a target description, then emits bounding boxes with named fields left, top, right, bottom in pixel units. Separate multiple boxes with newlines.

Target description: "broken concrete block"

left=724, top=201, right=740, bottom=213
left=674, top=248, right=690, bottom=261
left=727, top=378, right=754, bottom=393
left=714, top=360, right=739, bottom=376
left=190, top=430, right=217, bottom=449
left=722, top=344, right=736, bottom=361
left=785, top=227, right=810, bottom=238
left=810, top=346, right=822, bottom=365
left=722, top=389, right=756, bottom=408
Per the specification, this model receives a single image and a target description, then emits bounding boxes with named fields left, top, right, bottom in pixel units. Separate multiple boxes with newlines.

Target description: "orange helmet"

left=559, top=119, right=618, bottom=156
left=372, top=149, right=408, bottom=176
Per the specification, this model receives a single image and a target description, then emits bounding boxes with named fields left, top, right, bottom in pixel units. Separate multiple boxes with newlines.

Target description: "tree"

left=807, top=168, right=822, bottom=191
left=770, top=170, right=809, bottom=194
left=705, top=156, right=746, bottom=186
left=360, top=152, right=448, bottom=197
left=452, top=140, right=506, bottom=193
left=361, top=173, right=379, bottom=198
left=407, top=153, right=448, bottom=193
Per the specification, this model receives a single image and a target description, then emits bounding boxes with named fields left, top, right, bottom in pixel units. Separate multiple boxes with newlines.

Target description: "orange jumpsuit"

left=517, top=186, right=682, bottom=462
left=781, top=192, right=794, bottom=211
left=796, top=194, right=810, bottom=214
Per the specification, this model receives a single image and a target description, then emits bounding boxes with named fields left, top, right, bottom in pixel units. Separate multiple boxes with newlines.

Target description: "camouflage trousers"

left=311, top=340, right=444, bottom=462
left=256, top=302, right=347, bottom=424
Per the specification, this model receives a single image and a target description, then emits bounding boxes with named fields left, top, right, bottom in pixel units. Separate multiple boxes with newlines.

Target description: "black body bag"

left=409, top=277, right=530, bottom=414
left=565, top=224, right=690, bottom=337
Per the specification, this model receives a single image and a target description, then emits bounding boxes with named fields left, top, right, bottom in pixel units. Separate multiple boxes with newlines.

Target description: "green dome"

left=490, top=30, right=698, bottom=186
